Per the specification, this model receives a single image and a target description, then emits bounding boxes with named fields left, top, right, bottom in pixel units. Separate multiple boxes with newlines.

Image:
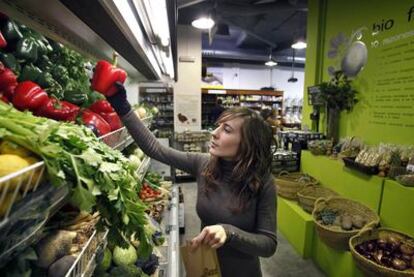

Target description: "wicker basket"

left=349, top=228, right=414, bottom=277
left=297, top=184, right=338, bottom=213
left=275, top=171, right=318, bottom=200
left=312, top=197, right=380, bottom=251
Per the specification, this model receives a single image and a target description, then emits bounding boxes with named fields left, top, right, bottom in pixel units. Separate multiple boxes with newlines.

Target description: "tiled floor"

left=179, top=182, right=325, bottom=277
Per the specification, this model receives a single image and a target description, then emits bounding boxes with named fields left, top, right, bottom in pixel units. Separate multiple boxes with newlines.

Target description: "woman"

left=107, top=84, right=277, bottom=277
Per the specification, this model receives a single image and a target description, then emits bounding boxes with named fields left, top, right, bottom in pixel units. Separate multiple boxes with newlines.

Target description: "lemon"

left=0, top=154, right=30, bottom=192
left=0, top=141, right=33, bottom=157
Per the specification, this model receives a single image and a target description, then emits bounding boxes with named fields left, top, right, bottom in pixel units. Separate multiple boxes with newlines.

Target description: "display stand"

left=380, top=179, right=414, bottom=237
left=300, top=150, right=384, bottom=213
left=277, top=197, right=314, bottom=258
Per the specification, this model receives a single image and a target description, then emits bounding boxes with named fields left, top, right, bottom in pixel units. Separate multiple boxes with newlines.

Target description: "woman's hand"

left=190, top=225, right=227, bottom=250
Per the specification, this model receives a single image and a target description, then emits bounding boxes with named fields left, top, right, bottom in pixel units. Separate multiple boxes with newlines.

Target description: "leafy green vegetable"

left=0, top=101, right=149, bottom=248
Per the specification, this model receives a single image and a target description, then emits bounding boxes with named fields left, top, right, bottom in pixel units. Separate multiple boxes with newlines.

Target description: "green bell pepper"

left=37, top=71, right=54, bottom=88
left=46, top=81, right=64, bottom=100
left=18, top=64, right=43, bottom=83
left=50, top=64, right=69, bottom=86
left=36, top=54, right=52, bottom=71
left=15, top=37, right=38, bottom=63
left=0, top=52, right=20, bottom=73
left=1, top=20, right=23, bottom=42
left=63, top=90, right=88, bottom=105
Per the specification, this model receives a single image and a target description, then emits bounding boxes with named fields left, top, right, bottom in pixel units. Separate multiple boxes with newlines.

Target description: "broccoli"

left=110, top=265, right=143, bottom=277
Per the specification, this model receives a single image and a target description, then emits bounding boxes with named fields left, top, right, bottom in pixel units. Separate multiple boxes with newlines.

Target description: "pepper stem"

left=112, top=51, right=119, bottom=67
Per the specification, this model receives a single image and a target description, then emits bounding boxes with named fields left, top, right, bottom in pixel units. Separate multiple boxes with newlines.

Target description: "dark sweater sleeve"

left=221, top=177, right=277, bottom=257
left=121, top=110, right=207, bottom=176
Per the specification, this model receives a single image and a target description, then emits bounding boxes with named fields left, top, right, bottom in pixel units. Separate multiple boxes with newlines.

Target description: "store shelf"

left=277, top=197, right=314, bottom=258
left=65, top=229, right=109, bottom=277
left=301, top=150, right=384, bottom=213
left=0, top=184, right=69, bottom=267
left=311, top=234, right=364, bottom=277
left=137, top=156, right=152, bottom=183
left=167, top=185, right=180, bottom=277
left=0, top=0, right=144, bottom=79
left=380, top=179, right=414, bottom=237
left=100, top=116, right=152, bottom=151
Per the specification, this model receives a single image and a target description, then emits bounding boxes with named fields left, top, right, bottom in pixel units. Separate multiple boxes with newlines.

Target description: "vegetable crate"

left=100, top=116, right=152, bottom=150
left=0, top=161, right=45, bottom=224
left=0, top=161, right=68, bottom=266
left=66, top=229, right=109, bottom=277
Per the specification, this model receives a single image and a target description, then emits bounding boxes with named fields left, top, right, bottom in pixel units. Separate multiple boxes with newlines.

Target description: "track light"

left=291, top=40, right=307, bottom=49
left=191, top=17, right=215, bottom=29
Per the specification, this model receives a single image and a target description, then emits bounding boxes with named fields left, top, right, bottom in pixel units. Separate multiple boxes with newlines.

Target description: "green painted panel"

left=312, top=233, right=364, bottom=277
left=305, top=0, right=414, bottom=144
left=380, top=179, right=414, bottom=237
left=301, top=151, right=384, bottom=213
left=277, top=196, right=315, bottom=258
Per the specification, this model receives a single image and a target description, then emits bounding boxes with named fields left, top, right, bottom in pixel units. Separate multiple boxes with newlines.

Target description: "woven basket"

left=349, top=227, right=414, bottom=277
left=275, top=171, right=318, bottom=200
left=297, top=184, right=338, bottom=213
left=312, top=197, right=380, bottom=251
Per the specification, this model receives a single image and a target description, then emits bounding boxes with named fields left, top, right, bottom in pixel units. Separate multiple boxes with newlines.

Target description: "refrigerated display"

left=0, top=1, right=179, bottom=276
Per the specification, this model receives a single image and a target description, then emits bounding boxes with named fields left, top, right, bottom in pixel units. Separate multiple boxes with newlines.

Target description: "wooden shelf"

left=202, top=88, right=283, bottom=96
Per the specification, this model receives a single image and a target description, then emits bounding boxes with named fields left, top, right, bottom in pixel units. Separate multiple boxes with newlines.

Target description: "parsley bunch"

left=0, top=101, right=148, bottom=248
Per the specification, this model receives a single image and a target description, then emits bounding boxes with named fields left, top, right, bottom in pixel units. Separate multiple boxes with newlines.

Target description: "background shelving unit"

left=139, top=86, right=174, bottom=139
left=171, top=131, right=210, bottom=182
left=201, top=88, right=283, bottom=129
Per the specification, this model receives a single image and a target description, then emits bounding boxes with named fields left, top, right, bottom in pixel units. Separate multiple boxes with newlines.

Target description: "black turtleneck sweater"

left=121, top=110, right=277, bottom=277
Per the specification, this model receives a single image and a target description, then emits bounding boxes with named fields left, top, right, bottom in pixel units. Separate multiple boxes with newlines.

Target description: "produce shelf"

left=168, top=185, right=180, bottom=277
left=0, top=184, right=69, bottom=267
left=137, top=156, right=152, bottom=183
left=277, top=196, right=314, bottom=258
left=100, top=116, right=152, bottom=151
left=380, top=179, right=414, bottom=237
left=65, top=229, right=109, bottom=277
left=0, top=161, right=46, bottom=226
left=300, top=150, right=384, bottom=213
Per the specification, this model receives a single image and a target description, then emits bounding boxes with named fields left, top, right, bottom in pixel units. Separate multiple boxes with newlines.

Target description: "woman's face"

left=209, top=117, right=244, bottom=160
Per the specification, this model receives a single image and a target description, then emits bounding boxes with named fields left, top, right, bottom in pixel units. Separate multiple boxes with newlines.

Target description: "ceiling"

left=177, top=0, right=308, bottom=67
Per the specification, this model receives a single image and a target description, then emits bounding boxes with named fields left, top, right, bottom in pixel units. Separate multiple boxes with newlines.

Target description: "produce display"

left=355, top=231, right=414, bottom=272
left=307, top=139, right=333, bottom=155
left=0, top=17, right=124, bottom=135
left=316, top=208, right=367, bottom=231
left=334, top=136, right=363, bottom=158
left=0, top=100, right=149, bottom=250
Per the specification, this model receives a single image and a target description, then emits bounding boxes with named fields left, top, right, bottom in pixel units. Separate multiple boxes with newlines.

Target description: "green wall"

left=304, top=0, right=414, bottom=144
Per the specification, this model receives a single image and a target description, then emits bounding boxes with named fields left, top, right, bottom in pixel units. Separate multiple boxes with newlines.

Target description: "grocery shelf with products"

left=0, top=1, right=180, bottom=275
left=201, top=88, right=283, bottom=129
left=2, top=1, right=414, bottom=277
left=139, top=85, right=174, bottom=139
left=171, top=131, right=211, bottom=182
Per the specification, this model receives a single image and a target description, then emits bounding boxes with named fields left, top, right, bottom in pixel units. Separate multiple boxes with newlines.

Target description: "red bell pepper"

left=99, top=112, right=123, bottom=131
left=91, top=60, right=127, bottom=97
left=89, top=99, right=114, bottom=114
left=12, top=81, right=49, bottom=111
left=0, top=30, right=6, bottom=48
left=0, top=93, right=9, bottom=103
left=35, top=98, right=80, bottom=122
left=80, top=109, right=111, bottom=137
left=0, top=62, right=17, bottom=100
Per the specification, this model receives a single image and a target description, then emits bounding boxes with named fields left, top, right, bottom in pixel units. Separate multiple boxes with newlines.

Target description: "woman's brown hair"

left=202, top=107, right=273, bottom=212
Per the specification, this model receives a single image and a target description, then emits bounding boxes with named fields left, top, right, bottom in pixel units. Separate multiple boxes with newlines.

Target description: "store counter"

left=380, top=179, right=414, bottom=237
left=277, top=196, right=314, bottom=258
left=300, top=150, right=384, bottom=213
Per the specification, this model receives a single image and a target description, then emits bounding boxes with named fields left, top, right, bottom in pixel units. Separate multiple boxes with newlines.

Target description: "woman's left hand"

left=190, top=225, right=227, bottom=250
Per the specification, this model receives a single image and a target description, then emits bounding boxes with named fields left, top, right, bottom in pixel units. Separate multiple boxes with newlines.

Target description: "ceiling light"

left=191, top=17, right=215, bottom=29
left=265, top=60, right=277, bottom=67
left=291, top=41, right=307, bottom=49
